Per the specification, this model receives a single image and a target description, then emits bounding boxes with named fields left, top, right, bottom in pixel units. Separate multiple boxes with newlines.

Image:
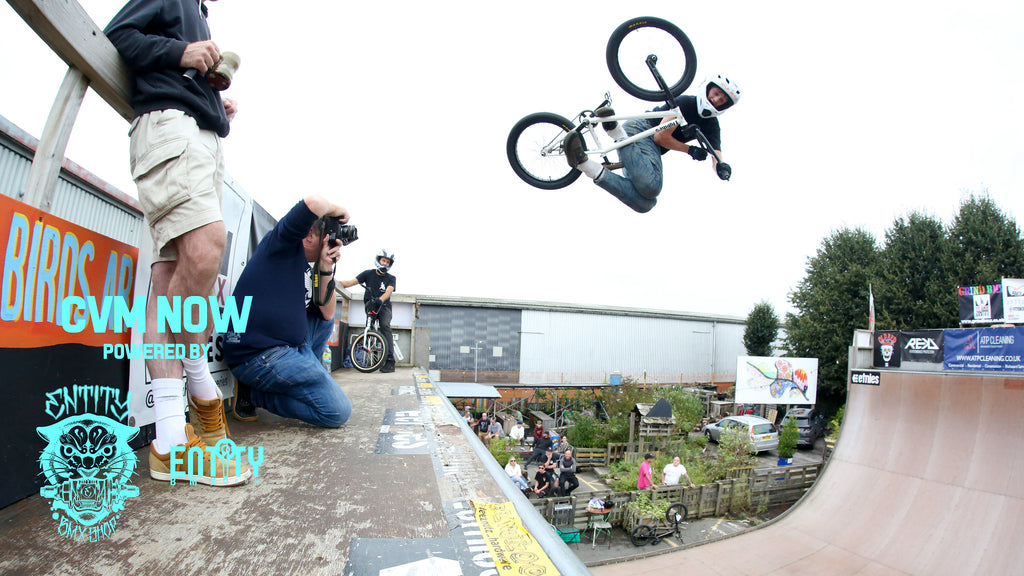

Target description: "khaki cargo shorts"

left=129, top=109, right=225, bottom=262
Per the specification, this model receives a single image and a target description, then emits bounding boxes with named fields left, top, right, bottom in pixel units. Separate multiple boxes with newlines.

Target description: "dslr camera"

left=321, top=216, right=358, bottom=246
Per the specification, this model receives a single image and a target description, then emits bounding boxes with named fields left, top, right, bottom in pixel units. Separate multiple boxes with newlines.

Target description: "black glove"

left=687, top=147, right=708, bottom=161
left=371, top=297, right=384, bottom=311
left=716, top=162, right=732, bottom=181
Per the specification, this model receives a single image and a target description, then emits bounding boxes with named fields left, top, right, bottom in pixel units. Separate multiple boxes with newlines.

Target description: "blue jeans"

left=594, top=120, right=664, bottom=213
left=231, top=313, right=352, bottom=428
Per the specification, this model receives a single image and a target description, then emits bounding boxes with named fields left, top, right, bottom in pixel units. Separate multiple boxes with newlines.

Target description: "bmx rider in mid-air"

left=564, top=74, right=740, bottom=213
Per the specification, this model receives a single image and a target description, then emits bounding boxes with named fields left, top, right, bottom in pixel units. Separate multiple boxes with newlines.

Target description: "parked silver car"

left=703, top=415, right=779, bottom=453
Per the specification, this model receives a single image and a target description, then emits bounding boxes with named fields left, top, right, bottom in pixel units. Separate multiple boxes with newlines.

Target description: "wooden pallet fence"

left=528, top=463, right=822, bottom=528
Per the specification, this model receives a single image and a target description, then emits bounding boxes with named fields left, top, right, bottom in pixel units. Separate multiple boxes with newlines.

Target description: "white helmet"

left=696, top=74, right=741, bottom=118
left=375, top=249, right=394, bottom=273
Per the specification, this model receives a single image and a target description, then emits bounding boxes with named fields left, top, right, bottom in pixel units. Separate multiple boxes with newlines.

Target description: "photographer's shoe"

left=188, top=394, right=230, bottom=446
left=232, top=379, right=257, bottom=422
left=149, top=425, right=251, bottom=487
left=563, top=132, right=588, bottom=168
left=595, top=106, right=617, bottom=131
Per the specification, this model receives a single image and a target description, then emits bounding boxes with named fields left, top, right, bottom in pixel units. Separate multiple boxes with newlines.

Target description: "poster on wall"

left=898, top=330, right=943, bottom=363
left=873, top=330, right=901, bottom=367
left=943, top=327, right=1024, bottom=372
left=735, top=356, right=818, bottom=404
left=1002, top=278, right=1024, bottom=323
left=957, top=284, right=1003, bottom=325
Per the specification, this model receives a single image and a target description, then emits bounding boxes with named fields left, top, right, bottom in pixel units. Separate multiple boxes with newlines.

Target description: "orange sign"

left=0, top=194, right=138, bottom=348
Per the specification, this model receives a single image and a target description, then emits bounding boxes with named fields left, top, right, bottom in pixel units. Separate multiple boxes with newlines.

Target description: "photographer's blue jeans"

left=594, top=120, right=664, bottom=213
left=231, top=313, right=352, bottom=428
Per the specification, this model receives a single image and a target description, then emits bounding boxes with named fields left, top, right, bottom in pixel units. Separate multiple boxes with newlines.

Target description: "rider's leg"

left=593, top=120, right=664, bottom=213
left=378, top=306, right=395, bottom=369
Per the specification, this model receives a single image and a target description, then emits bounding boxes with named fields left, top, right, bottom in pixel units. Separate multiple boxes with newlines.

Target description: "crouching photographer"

left=223, top=195, right=355, bottom=427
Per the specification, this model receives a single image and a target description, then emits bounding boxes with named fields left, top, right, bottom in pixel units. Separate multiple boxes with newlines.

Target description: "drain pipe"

left=432, top=376, right=591, bottom=575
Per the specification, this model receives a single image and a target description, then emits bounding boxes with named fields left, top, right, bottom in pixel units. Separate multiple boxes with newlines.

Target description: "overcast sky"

left=2, top=1, right=1022, bottom=320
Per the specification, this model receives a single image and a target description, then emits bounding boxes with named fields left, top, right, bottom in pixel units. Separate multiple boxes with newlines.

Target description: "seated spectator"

left=523, top=431, right=552, bottom=467
left=532, top=422, right=545, bottom=446
left=557, top=449, right=579, bottom=496
left=485, top=418, right=503, bottom=445
left=475, top=412, right=491, bottom=442
left=509, top=420, right=526, bottom=447
left=531, top=466, right=553, bottom=498
left=505, top=457, right=528, bottom=491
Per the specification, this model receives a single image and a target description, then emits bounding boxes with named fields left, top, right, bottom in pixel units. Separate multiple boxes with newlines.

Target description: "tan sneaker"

left=188, top=394, right=230, bottom=446
left=149, top=425, right=251, bottom=487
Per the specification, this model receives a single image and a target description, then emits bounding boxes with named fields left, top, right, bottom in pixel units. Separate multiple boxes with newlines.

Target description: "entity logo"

left=37, top=387, right=139, bottom=542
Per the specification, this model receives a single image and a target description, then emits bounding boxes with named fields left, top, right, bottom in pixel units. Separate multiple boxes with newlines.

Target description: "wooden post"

left=22, top=67, right=88, bottom=211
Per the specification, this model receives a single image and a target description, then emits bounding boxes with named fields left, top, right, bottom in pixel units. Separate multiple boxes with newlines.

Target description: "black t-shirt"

left=476, top=418, right=490, bottom=434
left=648, top=95, right=722, bottom=154
left=356, top=269, right=396, bottom=308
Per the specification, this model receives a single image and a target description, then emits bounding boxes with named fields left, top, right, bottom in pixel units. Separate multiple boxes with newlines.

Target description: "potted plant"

left=777, top=418, right=798, bottom=466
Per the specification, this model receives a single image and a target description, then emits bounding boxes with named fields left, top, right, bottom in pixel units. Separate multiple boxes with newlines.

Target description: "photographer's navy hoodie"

left=104, top=0, right=229, bottom=137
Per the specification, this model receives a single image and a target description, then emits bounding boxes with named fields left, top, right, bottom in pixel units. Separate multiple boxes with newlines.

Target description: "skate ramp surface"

left=593, top=370, right=1024, bottom=575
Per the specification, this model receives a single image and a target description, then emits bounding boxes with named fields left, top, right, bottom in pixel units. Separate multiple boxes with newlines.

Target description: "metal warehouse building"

left=414, top=295, right=745, bottom=388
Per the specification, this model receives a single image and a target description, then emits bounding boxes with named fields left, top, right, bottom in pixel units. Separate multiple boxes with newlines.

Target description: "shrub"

left=777, top=418, right=799, bottom=459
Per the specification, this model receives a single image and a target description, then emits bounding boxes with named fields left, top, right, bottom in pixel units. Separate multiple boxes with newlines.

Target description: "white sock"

left=579, top=159, right=604, bottom=179
left=607, top=125, right=627, bottom=140
left=182, top=356, right=219, bottom=401
left=152, top=378, right=187, bottom=453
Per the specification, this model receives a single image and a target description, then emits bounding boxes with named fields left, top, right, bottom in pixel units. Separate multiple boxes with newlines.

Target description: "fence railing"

left=531, top=463, right=821, bottom=531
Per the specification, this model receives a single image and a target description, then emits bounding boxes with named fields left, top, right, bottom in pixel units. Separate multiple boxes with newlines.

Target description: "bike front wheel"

left=350, top=330, right=387, bottom=373
left=629, top=524, right=655, bottom=547
left=606, top=16, right=697, bottom=102
left=506, top=112, right=582, bottom=190
left=666, top=503, right=688, bottom=526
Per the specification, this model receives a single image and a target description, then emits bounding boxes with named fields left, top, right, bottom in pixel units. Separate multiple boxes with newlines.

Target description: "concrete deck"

left=0, top=367, right=582, bottom=575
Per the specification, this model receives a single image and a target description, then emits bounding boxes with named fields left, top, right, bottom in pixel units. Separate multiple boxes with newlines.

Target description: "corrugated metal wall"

left=519, top=310, right=744, bottom=385
left=417, top=300, right=746, bottom=386
left=1, top=115, right=143, bottom=247
left=417, top=305, right=522, bottom=373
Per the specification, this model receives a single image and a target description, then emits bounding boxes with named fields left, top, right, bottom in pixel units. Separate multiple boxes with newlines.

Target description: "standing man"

left=638, top=453, right=657, bottom=490
left=105, top=0, right=246, bottom=486
left=661, top=456, right=696, bottom=488
left=340, top=250, right=396, bottom=372
left=474, top=412, right=492, bottom=443
left=557, top=449, right=579, bottom=497
left=223, top=196, right=354, bottom=428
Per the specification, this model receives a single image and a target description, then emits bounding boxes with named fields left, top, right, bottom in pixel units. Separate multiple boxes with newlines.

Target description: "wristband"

left=318, top=269, right=333, bottom=276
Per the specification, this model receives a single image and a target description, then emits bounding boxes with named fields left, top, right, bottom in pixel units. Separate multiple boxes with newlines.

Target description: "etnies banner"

left=0, top=195, right=137, bottom=347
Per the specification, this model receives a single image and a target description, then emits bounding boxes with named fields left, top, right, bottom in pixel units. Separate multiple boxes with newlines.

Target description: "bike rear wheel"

left=350, top=330, right=387, bottom=373
left=506, top=112, right=582, bottom=190
left=629, top=524, right=655, bottom=547
left=606, top=16, right=697, bottom=102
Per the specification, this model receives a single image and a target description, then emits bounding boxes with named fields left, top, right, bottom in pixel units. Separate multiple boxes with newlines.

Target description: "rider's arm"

left=380, top=285, right=395, bottom=303
left=652, top=117, right=693, bottom=153
left=339, top=278, right=360, bottom=289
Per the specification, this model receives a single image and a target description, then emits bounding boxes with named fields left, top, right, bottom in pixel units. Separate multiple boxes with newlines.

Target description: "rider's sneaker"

left=563, top=132, right=588, bottom=168
left=380, top=364, right=395, bottom=373
left=149, top=424, right=252, bottom=487
left=232, top=379, right=258, bottom=422
left=596, top=106, right=617, bottom=131
left=188, top=393, right=230, bottom=446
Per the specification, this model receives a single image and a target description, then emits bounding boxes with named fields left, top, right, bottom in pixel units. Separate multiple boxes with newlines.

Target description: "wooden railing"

left=530, top=463, right=822, bottom=531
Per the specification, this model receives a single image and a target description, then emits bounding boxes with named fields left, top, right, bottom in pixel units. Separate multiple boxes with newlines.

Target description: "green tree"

left=743, top=301, right=780, bottom=356
left=784, top=228, right=879, bottom=411
left=945, top=192, right=1024, bottom=289
left=877, top=211, right=955, bottom=328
